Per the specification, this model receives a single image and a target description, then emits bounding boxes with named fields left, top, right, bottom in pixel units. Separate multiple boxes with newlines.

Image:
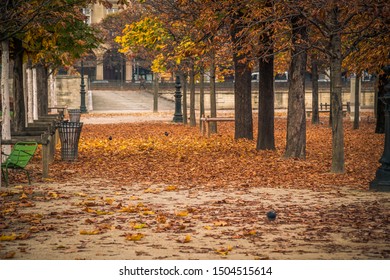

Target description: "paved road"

left=91, top=90, right=174, bottom=113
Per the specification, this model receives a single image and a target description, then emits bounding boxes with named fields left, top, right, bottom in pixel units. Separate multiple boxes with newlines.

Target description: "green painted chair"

left=1, top=142, right=38, bottom=186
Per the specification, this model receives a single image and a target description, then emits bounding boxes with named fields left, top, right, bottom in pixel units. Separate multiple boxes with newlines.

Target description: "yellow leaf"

left=177, top=234, right=191, bottom=243
left=119, top=205, right=137, bottom=213
left=19, top=193, right=28, bottom=200
left=165, top=185, right=177, bottom=191
left=80, top=229, right=101, bottom=235
left=175, top=210, right=189, bottom=217
left=214, top=221, right=228, bottom=227
left=125, top=233, right=145, bottom=241
left=104, top=198, right=115, bottom=205
left=132, top=223, right=147, bottom=229
left=84, top=207, right=96, bottom=213
left=142, top=211, right=155, bottom=215
left=75, top=192, right=87, bottom=197
left=215, top=245, right=233, bottom=255
left=96, top=210, right=114, bottom=215
left=0, top=234, right=17, bottom=241
left=203, top=226, right=212, bottom=230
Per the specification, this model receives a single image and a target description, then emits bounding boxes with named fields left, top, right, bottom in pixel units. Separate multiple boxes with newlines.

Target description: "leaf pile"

left=42, top=118, right=382, bottom=191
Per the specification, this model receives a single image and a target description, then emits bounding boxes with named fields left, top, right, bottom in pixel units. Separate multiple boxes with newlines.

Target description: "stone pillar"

left=126, top=59, right=133, bottom=82
left=96, top=54, right=104, bottom=80
left=350, top=76, right=361, bottom=121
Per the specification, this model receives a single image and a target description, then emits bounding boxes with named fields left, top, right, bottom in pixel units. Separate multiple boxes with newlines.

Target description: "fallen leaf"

left=177, top=234, right=192, bottom=243
left=125, top=233, right=145, bottom=241
left=0, top=234, right=17, bottom=241
left=80, top=229, right=101, bottom=235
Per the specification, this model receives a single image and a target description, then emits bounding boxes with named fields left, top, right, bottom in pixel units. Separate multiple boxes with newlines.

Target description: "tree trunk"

left=49, top=69, right=57, bottom=111
left=209, top=52, right=217, bottom=134
left=13, top=38, right=26, bottom=132
left=181, top=72, right=188, bottom=124
left=26, top=63, right=34, bottom=123
left=329, top=9, right=345, bottom=173
left=153, top=72, right=159, bottom=112
left=36, top=63, right=48, bottom=116
left=231, top=31, right=253, bottom=139
left=32, top=67, right=38, bottom=120
left=1, top=39, right=11, bottom=156
left=189, top=66, right=196, bottom=127
left=353, top=74, right=360, bottom=129
left=284, top=15, right=308, bottom=159
left=256, top=30, right=275, bottom=150
left=199, top=65, right=205, bottom=128
left=311, top=58, right=320, bottom=124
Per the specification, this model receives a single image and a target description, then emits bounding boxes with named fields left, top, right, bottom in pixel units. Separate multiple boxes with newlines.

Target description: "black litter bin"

left=68, top=109, right=81, bottom=122
left=58, top=121, right=83, bottom=161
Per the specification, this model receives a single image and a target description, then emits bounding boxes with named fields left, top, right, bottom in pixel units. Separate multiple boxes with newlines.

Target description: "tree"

left=1, top=0, right=105, bottom=132
left=284, top=15, right=308, bottom=159
left=229, top=4, right=253, bottom=140
left=287, top=0, right=389, bottom=173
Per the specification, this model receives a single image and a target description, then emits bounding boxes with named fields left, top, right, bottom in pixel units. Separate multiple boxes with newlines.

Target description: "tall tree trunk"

left=36, top=63, right=48, bottom=116
left=257, top=45, right=275, bottom=149
left=26, top=61, right=34, bottom=123
left=13, top=38, right=26, bottom=132
left=199, top=65, right=205, bottom=128
left=181, top=72, right=188, bottom=124
left=32, top=67, right=38, bottom=120
left=285, top=15, right=308, bottom=159
left=189, top=66, right=196, bottom=127
left=231, top=23, right=253, bottom=140
left=311, top=58, right=320, bottom=124
left=1, top=40, right=11, bottom=156
left=153, top=72, right=159, bottom=112
left=209, top=51, right=217, bottom=134
left=353, top=74, right=360, bottom=129
left=329, top=8, right=345, bottom=173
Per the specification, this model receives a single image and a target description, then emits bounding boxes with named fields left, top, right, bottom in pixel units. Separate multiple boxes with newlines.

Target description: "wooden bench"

left=2, top=115, right=63, bottom=179
left=200, top=115, right=235, bottom=137
left=2, top=133, right=51, bottom=179
left=306, top=102, right=351, bottom=117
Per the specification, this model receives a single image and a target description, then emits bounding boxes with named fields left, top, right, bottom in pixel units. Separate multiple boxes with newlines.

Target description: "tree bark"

left=209, top=51, right=217, bottom=134
left=1, top=39, right=11, bottom=156
left=13, top=38, right=26, bottom=132
left=353, top=74, right=360, bottom=129
left=311, top=58, right=320, bottom=124
left=284, top=15, right=308, bottom=159
left=231, top=21, right=253, bottom=140
left=189, top=66, right=196, bottom=127
left=26, top=63, right=34, bottom=123
left=36, top=63, right=48, bottom=117
left=257, top=49, right=275, bottom=149
left=199, top=65, right=205, bottom=128
left=153, top=72, right=159, bottom=113
left=329, top=8, right=345, bottom=173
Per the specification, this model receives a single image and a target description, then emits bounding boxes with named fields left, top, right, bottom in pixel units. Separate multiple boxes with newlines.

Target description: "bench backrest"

left=4, top=142, right=38, bottom=168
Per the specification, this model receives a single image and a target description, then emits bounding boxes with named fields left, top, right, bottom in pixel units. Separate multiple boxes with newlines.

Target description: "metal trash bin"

left=68, top=109, right=81, bottom=122
left=58, top=121, right=83, bottom=161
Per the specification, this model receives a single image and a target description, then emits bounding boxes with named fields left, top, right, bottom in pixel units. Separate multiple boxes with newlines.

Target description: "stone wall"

left=54, top=75, right=91, bottom=110
left=157, top=81, right=376, bottom=110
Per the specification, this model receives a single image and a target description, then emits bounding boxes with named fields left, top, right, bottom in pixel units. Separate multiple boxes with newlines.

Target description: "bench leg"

left=42, top=144, right=49, bottom=178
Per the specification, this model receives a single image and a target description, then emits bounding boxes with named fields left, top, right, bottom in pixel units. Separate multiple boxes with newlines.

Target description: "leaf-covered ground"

left=1, top=115, right=389, bottom=259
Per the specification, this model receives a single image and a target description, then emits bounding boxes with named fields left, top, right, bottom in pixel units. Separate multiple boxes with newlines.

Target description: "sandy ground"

left=0, top=113, right=389, bottom=260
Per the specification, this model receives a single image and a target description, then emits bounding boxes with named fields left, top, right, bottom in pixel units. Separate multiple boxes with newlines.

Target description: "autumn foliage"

left=35, top=116, right=382, bottom=191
